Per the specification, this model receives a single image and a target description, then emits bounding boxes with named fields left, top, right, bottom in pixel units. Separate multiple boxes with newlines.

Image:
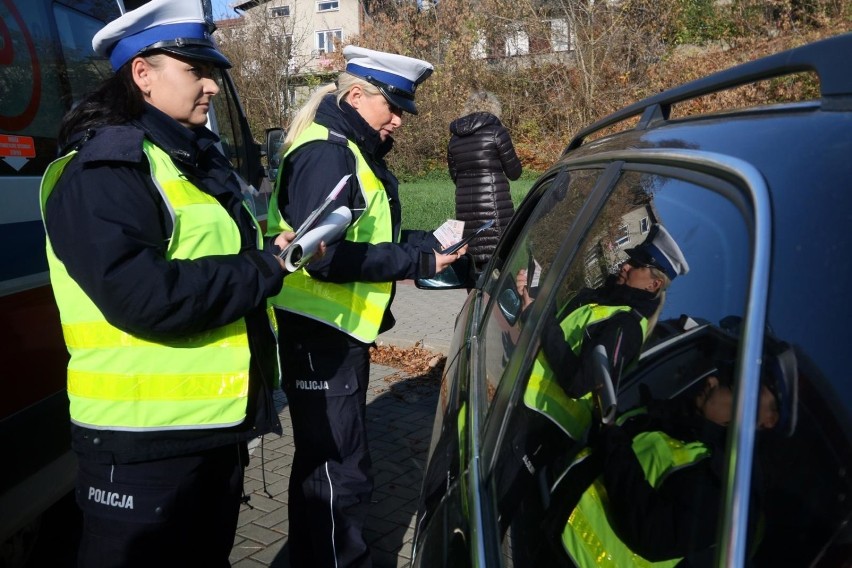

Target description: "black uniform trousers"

left=279, top=315, right=373, bottom=568
left=75, top=442, right=246, bottom=567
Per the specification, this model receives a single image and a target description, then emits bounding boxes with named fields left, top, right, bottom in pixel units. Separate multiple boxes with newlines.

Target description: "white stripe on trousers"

left=324, top=461, right=339, bottom=568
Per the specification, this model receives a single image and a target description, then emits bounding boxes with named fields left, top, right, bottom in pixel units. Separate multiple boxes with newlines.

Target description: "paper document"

left=277, top=174, right=352, bottom=267
left=281, top=206, right=352, bottom=272
left=440, top=219, right=495, bottom=255
left=433, top=219, right=464, bottom=250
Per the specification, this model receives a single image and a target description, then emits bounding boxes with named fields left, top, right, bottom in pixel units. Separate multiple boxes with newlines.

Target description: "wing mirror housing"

left=415, top=254, right=475, bottom=290
left=265, top=128, right=286, bottom=182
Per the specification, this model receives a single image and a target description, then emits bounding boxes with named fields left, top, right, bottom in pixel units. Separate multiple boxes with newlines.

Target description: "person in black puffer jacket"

left=448, top=91, right=523, bottom=271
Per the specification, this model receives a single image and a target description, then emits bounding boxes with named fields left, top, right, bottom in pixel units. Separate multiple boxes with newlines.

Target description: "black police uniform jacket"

left=44, top=104, right=285, bottom=464
left=276, top=94, right=441, bottom=335
left=447, top=111, right=522, bottom=269
left=537, top=401, right=732, bottom=566
left=537, top=277, right=661, bottom=397
left=595, top=402, right=732, bottom=565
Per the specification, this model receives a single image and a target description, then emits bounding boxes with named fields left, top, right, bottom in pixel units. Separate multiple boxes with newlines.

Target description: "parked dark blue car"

left=412, top=32, right=852, bottom=567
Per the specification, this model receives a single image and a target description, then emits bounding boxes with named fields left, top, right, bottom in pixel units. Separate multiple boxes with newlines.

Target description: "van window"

left=211, top=72, right=249, bottom=175
left=1, top=1, right=65, bottom=176
left=53, top=3, right=111, bottom=105
left=0, top=2, right=113, bottom=178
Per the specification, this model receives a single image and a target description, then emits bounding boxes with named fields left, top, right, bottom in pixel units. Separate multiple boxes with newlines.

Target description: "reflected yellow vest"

left=266, top=123, right=393, bottom=343
left=40, top=141, right=262, bottom=431
left=524, top=304, right=647, bottom=440
left=562, top=430, right=710, bottom=567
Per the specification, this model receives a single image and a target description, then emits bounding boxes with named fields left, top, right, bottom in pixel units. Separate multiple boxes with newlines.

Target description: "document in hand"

left=277, top=174, right=352, bottom=271
left=440, top=218, right=495, bottom=255
left=281, top=206, right=352, bottom=272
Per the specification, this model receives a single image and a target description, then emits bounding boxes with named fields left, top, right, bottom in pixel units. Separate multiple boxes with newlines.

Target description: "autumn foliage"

left=217, top=0, right=850, bottom=178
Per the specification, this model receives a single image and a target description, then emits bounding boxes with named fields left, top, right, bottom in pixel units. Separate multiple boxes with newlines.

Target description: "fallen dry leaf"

left=370, top=343, right=446, bottom=387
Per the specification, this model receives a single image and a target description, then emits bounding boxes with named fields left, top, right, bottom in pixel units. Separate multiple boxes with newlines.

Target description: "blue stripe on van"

left=1, top=220, right=48, bottom=281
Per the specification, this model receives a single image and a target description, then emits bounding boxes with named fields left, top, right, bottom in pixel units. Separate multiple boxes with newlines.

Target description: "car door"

left=473, top=151, right=776, bottom=566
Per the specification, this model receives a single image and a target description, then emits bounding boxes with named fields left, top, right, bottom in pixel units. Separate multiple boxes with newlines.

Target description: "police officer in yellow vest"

left=39, top=1, right=295, bottom=565
left=546, top=361, right=781, bottom=567
left=495, top=225, right=689, bottom=531
left=265, top=46, right=466, bottom=567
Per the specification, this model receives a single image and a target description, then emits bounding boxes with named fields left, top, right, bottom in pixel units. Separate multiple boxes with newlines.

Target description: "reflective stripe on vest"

left=266, top=123, right=393, bottom=343
left=39, top=141, right=260, bottom=431
left=524, top=304, right=648, bottom=440
left=562, top=430, right=711, bottom=567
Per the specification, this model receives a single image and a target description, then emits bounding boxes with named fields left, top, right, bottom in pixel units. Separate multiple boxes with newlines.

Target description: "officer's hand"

left=272, top=231, right=296, bottom=271
left=274, top=231, right=296, bottom=250
left=434, top=245, right=467, bottom=274
left=515, top=268, right=534, bottom=310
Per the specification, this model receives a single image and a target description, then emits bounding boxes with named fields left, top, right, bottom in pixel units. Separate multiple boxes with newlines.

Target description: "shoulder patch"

left=75, top=125, right=145, bottom=165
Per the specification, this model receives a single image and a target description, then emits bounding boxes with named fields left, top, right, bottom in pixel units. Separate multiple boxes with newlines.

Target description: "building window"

left=270, top=6, right=290, bottom=17
left=316, top=1, right=339, bottom=11
left=640, top=217, right=650, bottom=233
left=505, top=23, right=529, bottom=57
left=471, top=30, right=487, bottom=60
left=316, top=29, right=342, bottom=54
left=615, top=224, right=630, bottom=247
left=550, top=18, right=573, bottom=52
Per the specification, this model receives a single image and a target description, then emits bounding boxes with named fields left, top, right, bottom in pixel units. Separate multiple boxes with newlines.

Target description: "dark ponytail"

left=58, top=63, right=145, bottom=149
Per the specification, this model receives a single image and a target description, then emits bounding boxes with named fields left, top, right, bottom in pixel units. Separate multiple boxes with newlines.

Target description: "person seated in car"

left=516, top=223, right=689, bottom=440
left=549, top=361, right=781, bottom=567
left=493, top=225, right=689, bottom=537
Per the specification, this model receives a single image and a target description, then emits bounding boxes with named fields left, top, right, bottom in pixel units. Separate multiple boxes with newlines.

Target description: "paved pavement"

left=230, top=281, right=469, bottom=567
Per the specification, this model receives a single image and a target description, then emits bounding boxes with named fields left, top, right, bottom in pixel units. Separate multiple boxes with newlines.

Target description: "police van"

left=0, top=0, right=265, bottom=556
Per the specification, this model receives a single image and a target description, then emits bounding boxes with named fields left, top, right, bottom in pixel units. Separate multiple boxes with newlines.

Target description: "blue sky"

left=211, top=0, right=240, bottom=20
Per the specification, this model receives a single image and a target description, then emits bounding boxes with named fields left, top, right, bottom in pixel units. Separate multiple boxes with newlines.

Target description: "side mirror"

left=415, top=255, right=475, bottom=290
left=497, top=287, right=521, bottom=326
left=265, top=127, right=286, bottom=182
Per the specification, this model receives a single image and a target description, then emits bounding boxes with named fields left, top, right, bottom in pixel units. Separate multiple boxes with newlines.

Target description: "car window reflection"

left=487, top=168, right=757, bottom=564
left=479, top=169, right=600, bottom=418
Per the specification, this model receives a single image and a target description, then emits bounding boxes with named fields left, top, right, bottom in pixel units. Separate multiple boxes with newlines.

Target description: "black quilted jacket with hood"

left=447, top=111, right=522, bottom=269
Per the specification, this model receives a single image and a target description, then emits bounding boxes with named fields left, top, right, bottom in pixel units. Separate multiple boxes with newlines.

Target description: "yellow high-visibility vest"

left=524, top=304, right=648, bottom=440
left=562, top=430, right=710, bottom=567
left=40, top=140, right=264, bottom=431
left=266, top=123, right=393, bottom=343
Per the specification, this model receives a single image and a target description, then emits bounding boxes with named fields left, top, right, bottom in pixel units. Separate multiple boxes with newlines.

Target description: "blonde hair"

left=463, top=90, right=502, bottom=118
left=282, top=72, right=382, bottom=154
left=643, top=267, right=671, bottom=339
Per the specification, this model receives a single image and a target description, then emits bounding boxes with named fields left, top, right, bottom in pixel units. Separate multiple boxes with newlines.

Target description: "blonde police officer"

left=266, top=46, right=465, bottom=567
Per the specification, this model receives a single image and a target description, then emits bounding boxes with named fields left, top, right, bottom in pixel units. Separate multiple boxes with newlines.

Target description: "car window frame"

left=470, top=148, right=773, bottom=567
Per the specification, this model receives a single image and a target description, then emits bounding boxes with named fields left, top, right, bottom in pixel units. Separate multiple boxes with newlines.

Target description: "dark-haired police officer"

left=40, top=0, right=294, bottom=565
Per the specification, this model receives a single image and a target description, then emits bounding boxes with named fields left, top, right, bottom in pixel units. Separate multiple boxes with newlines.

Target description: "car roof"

left=563, top=31, right=852, bottom=155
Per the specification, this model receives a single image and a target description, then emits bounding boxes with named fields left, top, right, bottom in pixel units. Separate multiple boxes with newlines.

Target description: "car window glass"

left=477, top=169, right=600, bottom=414
left=486, top=166, right=754, bottom=565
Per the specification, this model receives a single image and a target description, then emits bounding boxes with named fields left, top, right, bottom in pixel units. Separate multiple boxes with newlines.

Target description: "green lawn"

left=399, top=173, right=537, bottom=231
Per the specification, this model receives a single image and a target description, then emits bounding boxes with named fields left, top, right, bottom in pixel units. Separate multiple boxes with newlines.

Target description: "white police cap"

left=343, top=46, right=433, bottom=115
left=93, top=0, right=231, bottom=72
left=625, top=223, right=689, bottom=280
